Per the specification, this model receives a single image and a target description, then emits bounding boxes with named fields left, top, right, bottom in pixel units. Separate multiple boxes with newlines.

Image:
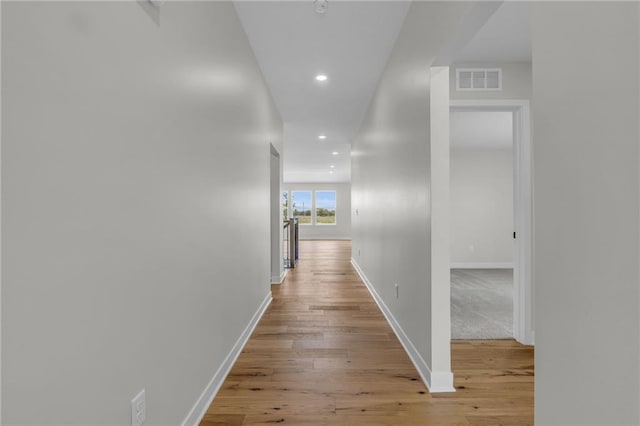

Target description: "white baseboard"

left=450, top=262, right=513, bottom=269
left=351, top=259, right=455, bottom=393
left=271, top=269, right=288, bottom=284
left=181, top=292, right=272, bottom=426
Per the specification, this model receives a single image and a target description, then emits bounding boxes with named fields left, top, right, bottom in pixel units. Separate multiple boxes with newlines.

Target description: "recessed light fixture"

left=314, top=0, right=328, bottom=14
left=318, top=135, right=327, bottom=140
left=331, top=151, right=339, bottom=156
left=330, top=165, right=335, bottom=169
left=329, top=170, right=334, bottom=174
left=315, top=74, right=328, bottom=82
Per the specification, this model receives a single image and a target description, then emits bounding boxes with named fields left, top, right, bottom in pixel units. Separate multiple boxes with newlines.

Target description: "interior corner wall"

left=532, top=2, right=640, bottom=424
left=450, top=149, right=513, bottom=266
left=1, top=2, right=282, bottom=424
left=351, top=1, right=473, bottom=385
left=282, top=183, right=351, bottom=240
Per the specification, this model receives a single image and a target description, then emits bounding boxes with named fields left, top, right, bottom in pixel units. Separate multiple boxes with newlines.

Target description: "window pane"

left=315, top=191, right=336, bottom=225
left=292, top=191, right=312, bottom=225
left=282, top=191, right=288, bottom=222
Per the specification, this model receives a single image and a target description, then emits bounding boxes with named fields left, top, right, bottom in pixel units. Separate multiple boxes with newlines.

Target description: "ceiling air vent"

left=456, top=68, right=502, bottom=91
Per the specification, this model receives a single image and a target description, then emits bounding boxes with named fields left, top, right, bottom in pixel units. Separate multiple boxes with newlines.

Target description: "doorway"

left=270, top=144, right=285, bottom=284
left=451, top=100, right=534, bottom=344
left=450, top=110, right=514, bottom=339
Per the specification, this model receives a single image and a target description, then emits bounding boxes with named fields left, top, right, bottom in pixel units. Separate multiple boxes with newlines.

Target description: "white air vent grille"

left=456, top=68, right=502, bottom=91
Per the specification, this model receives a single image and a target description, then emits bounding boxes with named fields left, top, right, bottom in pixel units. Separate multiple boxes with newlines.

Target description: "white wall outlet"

left=394, top=283, right=399, bottom=299
left=131, top=389, right=146, bottom=426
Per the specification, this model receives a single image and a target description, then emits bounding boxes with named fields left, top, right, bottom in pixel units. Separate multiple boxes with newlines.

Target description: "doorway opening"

left=450, top=100, right=533, bottom=345
left=270, top=144, right=286, bottom=284
left=450, top=110, right=514, bottom=339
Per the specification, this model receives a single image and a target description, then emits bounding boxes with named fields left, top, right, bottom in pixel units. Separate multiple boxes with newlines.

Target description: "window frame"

left=314, top=190, right=337, bottom=226
left=291, top=190, right=313, bottom=226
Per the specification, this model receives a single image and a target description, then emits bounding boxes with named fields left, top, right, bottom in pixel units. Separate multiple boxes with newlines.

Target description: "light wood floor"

left=201, top=240, right=533, bottom=425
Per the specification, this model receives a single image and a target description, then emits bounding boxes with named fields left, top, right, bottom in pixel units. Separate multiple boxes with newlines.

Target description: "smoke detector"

left=314, top=0, right=328, bottom=14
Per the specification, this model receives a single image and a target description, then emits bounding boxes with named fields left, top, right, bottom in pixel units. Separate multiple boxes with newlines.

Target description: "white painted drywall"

left=450, top=62, right=531, bottom=100
left=1, top=2, right=282, bottom=424
left=450, top=149, right=513, bottom=266
left=282, top=183, right=351, bottom=240
left=532, top=3, right=640, bottom=424
left=352, top=2, right=473, bottom=389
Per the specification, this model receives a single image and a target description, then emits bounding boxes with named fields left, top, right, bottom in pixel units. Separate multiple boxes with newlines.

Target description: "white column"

left=429, top=66, right=454, bottom=392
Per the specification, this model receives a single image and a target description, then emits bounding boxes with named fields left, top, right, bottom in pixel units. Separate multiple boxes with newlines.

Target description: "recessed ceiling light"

left=331, top=151, right=339, bottom=155
left=318, top=135, right=327, bottom=140
left=329, top=170, right=334, bottom=174
left=330, top=165, right=335, bottom=168
left=314, top=0, right=328, bottom=14
left=315, top=74, right=328, bottom=82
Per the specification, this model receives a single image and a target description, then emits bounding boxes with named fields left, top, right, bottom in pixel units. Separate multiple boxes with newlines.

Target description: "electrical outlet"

left=394, top=283, right=399, bottom=299
left=131, top=389, right=146, bottom=426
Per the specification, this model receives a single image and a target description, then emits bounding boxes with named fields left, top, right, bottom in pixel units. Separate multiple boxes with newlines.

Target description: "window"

left=315, top=191, right=336, bottom=225
left=284, top=189, right=338, bottom=225
left=282, top=191, right=289, bottom=221
left=291, top=191, right=312, bottom=225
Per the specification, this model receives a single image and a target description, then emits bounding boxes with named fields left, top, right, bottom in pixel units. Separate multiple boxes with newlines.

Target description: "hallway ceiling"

left=235, top=1, right=530, bottom=183
left=234, top=1, right=411, bottom=183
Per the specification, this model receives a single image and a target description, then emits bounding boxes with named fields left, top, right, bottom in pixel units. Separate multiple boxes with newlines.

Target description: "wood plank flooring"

left=201, top=240, right=534, bottom=425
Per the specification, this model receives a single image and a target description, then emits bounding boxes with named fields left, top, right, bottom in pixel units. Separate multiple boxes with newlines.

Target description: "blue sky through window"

left=316, top=191, right=336, bottom=210
left=292, top=191, right=312, bottom=211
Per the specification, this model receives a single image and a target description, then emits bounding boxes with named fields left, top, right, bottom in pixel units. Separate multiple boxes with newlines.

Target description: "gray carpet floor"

left=451, top=269, right=513, bottom=339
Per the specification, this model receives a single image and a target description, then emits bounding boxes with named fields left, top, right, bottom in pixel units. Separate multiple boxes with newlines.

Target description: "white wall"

left=351, top=2, right=474, bottom=391
left=450, top=149, right=513, bottom=267
left=532, top=3, right=640, bottom=424
left=282, top=183, right=351, bottom=240
left=450, top=62, right=531, bottom=101
left=1, top=2, right=282, bottom=424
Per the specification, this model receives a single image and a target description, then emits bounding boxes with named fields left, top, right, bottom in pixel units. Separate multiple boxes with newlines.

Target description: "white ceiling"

left=451, top=111, right=513, bottom=151
left=234, top=1, right=530, bottom=183
left=234, top=1, right=410, bottom=183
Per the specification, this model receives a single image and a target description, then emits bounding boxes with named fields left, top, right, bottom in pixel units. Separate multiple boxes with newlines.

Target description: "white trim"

left=271, top=269, right=288, bottom=285
left=430, top=66, right=453, bottom=383
left=450, top=99, right=534, bottom=346
left=351, top=259, right=456, bottom=393
left=181, top=292, right=272, bottom=426
left=0, top=1, right=3, bottom=413
left=450, top=262, right=514, bottom=269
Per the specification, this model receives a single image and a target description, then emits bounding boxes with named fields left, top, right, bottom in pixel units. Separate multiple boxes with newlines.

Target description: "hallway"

left=201, top=241, right=533, bottom=425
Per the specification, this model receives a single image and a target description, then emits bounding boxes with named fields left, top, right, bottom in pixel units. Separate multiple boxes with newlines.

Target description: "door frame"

left=270, top=143, right=286, bottom=284
left=450, top=99, right=534, bottom=345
